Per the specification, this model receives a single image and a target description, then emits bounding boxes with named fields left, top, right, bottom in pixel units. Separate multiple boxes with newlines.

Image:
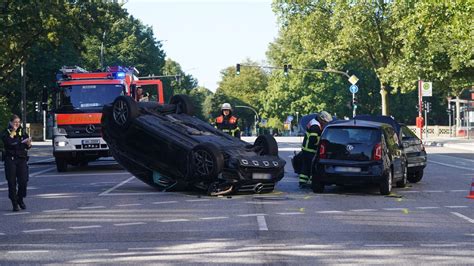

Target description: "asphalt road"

left=0, top=142, right=473, bottom=265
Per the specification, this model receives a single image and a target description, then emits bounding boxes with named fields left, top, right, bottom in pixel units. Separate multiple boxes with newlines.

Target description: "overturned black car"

left=101, top=95, right=286, bottom=195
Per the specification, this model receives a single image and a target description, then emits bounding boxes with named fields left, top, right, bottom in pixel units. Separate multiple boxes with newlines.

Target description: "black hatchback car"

left=311, top=120, right=407, bottom=195
left=101, top=95, right=286, bottom=196
left=354, top=115, right=427, bottom=183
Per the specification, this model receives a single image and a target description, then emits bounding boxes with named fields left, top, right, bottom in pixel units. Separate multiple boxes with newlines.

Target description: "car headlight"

left=55, top=141, right=67, bottom=147
left=57, top=127, right=67, bottom=134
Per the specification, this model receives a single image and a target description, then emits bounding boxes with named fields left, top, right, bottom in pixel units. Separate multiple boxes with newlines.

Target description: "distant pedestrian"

left=2, top=115, right=31, bottom=211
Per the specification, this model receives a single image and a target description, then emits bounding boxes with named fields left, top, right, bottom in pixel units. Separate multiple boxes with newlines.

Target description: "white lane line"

left=416, top=207, right=440, bottom=210
left=364, top=244, right=404, bottom=247
left=23, top=229, right=56, bottom=233
left=29, top=157, right=55, bottom=164
left=450, top=190, right=469, bottom=192
left=42, top=209, right=69, bottom=213
left=199, top=216, right=229, bottom=220
left=451, top=212, right=474, bottom=224
left=39, top=172, right=130, bottom=177
left=277, top=212, right=304, bottom=215
left=116, top=203, right=142, bottom=207
left=431, top=154, right=474, bottom=163
left=114, top=222, right=146, bottom=226
left=257, top=215, right=268, bottom=231
left=99, top=176, right=134, bottom=196
left=316, top=210, right=343, bottom=214
left=398, top=191, right=420, bottom=193
left=430, top=160, right=474, bottom=171
left=29, top=166, right=57, bottom=178
left=185, top=199, right=210, bottom=202
left=420, top=244, right=458, bottom=247
left=70, top=225, right=102, bottom=230
left=350, top=209, right=377, bottom=212
left=78, top=206, right=105, bottom=210
left=8, top=250, right=49, bottom=254
left=160, top=219, right=189, bottom=222
left=466, top=233, right=474, bottom=236
left=87, top=249, right=109, bottom=252
left=152, top=201, right=178, bottom=205
left=0, top=233, right=5, bottom=235
left=383, top=208, right=407, bottom=211
left=445, top=206, right=469, bottom=209
left=238, top=213, right=267, bottom=217
left=424, top=190, right=443, bottom=193
left=4, top=212, right=30, bottom=216
left=128, top=247, right=157, bottom=251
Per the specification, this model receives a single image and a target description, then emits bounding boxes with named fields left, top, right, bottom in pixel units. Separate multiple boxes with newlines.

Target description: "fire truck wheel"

left=112, top=96, right=138, bottom=129
left=56, top=158, right=67, bottom=172
left=170, top=94, right=195, bottom=116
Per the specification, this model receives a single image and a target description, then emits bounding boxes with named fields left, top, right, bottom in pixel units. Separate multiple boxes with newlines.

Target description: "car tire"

left=254, top=134, right=278, bottom=156
left=56, top=158, right=67, bottom=172
left=396, top=165, right=408, bottom=188
left=408, top=169, right=423, bottom=183
left=292, top=151, right=302, bottom=174
left=111, top=96, right=139, bottom=130
left=170, top=94, right=195, bottom=116
left=380, top=169, right=393, bottom=195
left=191, top=143, right=224, bottom=182
left=312, top=182, right=325, bottom=193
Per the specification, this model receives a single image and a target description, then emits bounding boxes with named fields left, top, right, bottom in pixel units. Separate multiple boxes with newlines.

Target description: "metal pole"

left=42, top=109, right=46, bottom=141
left=21, top=63, right=27, bottom=130
left=468, top=106, right=471, bottom=140
left=418, top=79, right=423, bottom=140
left=424, top=102, right=428, bottom=140
left=352, top=92, right=356, bottom=118
left=448, top=109, right=452, bottom=137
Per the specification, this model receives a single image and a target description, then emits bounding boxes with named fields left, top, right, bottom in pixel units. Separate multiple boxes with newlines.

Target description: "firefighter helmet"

left=221, top=103, right=232, bottom=110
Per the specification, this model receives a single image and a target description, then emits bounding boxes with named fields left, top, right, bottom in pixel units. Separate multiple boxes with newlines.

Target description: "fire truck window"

left=58, top=84, right=124, bottom=110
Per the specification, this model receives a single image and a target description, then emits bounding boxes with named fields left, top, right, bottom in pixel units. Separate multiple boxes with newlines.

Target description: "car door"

left=383, top=127, right=403, bottom=178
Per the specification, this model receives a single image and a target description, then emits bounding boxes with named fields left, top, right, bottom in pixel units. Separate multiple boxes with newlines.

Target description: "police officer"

left=215, top=103, right=240, bottom=138
left=2, top=115, right=31, bottom=211
left=298, top=111, right=332, bottom=187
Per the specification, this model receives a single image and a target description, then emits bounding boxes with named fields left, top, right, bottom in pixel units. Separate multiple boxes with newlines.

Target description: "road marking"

left=316, top=211, right=343, bottom=214
left=116, top=203, right=142, bottom=207
left=238, top=213, right=267, bottom=217
left=277, top=212, right=304, bottom=215
left=8, top=250, right=49, bottom=254
left=128, top=247, right=157, bottom=251
left=431, top=154, right=474, bottom=163
left=0, top=233, right=5, bottom=235
left=78, top=206, right=105, bottom=210
left=114, top=222, right=146, bottom=226
left=29, top=166, right=57, bottom=178
left=99, top=176, right=134, bottom=196
left=257, top=215, right=268, bottom=231
left=416, top=207, right=440, bottom=210
left=430, top=160, right=474, bottom=171
left=39, top=172, right=130, bottom=177
left=87, top=249, right=109, bottom=252
left=4, top=212, right=30, bottom=216
left=152, top=201, right=178, bottom=205
left=445, top=206, right=469, bottom=209
left=185, top=199, right=210, bottom=202
left=420, top=244, right=458, bottom=247
left=199, top=216, right=229, bottom=220
left=42, top=209, right=70, bottom=213
left=23, top=229, right=56, bottom=233
left=29, top=157, right=55, bottom=164
left=423, top=190, right=443, bottom=193
left=466, top=234, right=474, bottom=236
left=350, top=209, right=377, bottom=212
left=398, top=190, right=420, bottom=193
left=451, top=212, right=474, bottom=224
left=364, top=244, right=404, bottom=247
left=70, top=225, right=102, bottom=229
left=450, top=190, right=468, bottom=192
left=383, top=208, right=407, bottom=211
left=160, top=219, right=189, bottom=222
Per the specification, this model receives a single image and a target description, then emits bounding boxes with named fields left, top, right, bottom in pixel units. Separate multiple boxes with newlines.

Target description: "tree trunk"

left=380, top=83, right=389, bottom=115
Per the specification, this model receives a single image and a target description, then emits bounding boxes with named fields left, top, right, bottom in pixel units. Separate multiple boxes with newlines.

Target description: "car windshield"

left=401, top=126, right=418, bottom=139
left=58, top=84, right=124, bottom=111
left=323, top=127, right=380, bottom=144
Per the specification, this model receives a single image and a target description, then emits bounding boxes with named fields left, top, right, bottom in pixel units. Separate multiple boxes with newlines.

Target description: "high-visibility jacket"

left=301, top=124, right=322, bottom=153
left=216, top=115, right=240, bottom=137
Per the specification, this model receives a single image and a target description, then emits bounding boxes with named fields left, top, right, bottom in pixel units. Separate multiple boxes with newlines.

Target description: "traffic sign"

left=349, top=84, right=359, bottom=94
left=348, top=75, right=359, bottom=85
left=287, top=115, right=294, bottom=122
left=422, top=81, right=432, bottom=97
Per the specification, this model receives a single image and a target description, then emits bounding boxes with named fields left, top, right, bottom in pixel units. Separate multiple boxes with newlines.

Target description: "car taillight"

left=319, top=141, right=327, bottom=159
left=373, top=143, right=382, bottom=161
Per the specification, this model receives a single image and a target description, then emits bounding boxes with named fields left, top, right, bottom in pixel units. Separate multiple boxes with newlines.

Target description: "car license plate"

left=82, top=139, right=100, bottom=145
left=334, top=166, right=361, bottom=173
left=252, top=173, right=272, bottom=180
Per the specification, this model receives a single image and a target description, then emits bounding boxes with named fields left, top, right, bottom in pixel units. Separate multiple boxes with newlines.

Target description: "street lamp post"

left=235, top=105, right=259, bottom=136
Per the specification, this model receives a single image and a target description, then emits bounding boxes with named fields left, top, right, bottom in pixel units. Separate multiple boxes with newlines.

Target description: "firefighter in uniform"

left=215, top=103, right=240, bottom=138
left=298, top=111, right=332, bottom=187
left=2, top=115, right=31, bottom=211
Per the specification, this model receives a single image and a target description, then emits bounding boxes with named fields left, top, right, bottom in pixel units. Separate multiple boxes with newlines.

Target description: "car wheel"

left=292, top=151, right=302, bottom=174
left=396, top=166, right=408, bottom=188
left=170, top=94, right=195, bottom=116
left=112, top=96, right=139, bottom=129
left=408, top=169, right=423, bottom=183
left=380, top=169, right=393, bottom=195
left=191, top=143, right=224, bottom=181
left=254, top=134, right=278, bottom=156
left=312, top=182, right=325, bottom=193
left=56, top=158, right=67, bottom=172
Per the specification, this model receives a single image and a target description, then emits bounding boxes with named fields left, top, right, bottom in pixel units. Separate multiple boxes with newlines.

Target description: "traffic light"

left=35, top=101, right=40, bottom=112
left=283, top=64, right=292, bottom=76
left=236, top=64, right=240, bottom=75
left=425, top=101, right=431, bottom=113
left=353, top=97, right=358, bottom=109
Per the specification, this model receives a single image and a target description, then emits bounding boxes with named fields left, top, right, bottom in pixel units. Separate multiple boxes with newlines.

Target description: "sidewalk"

left=422, top=137, right=474, bottom=152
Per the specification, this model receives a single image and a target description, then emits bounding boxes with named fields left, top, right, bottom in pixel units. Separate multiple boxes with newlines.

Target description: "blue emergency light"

left=114, top=72, right=126, bottom=79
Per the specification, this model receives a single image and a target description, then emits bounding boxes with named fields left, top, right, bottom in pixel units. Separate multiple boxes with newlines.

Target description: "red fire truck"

left=51, top=66, right=164, bottom=172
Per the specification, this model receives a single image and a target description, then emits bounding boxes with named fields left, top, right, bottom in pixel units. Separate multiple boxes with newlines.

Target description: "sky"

left=124, top=0, right=279, bottom=92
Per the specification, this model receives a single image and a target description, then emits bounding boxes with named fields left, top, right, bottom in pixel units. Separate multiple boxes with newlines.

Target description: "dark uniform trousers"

left=4, top=156, right=28, bottom=201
